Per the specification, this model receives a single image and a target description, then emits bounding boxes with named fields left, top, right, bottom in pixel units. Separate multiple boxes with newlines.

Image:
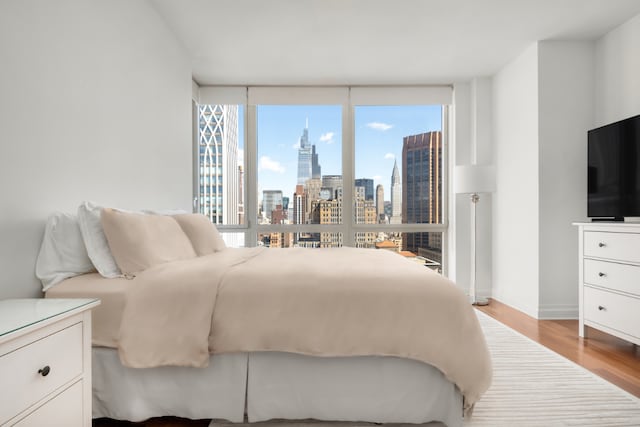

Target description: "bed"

left=38, top=204, right=492, bottom=427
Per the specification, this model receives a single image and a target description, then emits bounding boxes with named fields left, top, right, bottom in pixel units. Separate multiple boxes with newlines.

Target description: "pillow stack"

left=36, top=202, right=227, bottom=291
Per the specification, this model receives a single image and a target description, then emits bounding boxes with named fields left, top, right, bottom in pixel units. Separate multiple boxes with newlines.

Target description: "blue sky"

left=252, top=105, right=442, bottom=202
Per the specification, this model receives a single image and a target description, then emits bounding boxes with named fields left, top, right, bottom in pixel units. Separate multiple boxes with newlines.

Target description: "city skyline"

left=197, top=105, right=444, bottom=263
left=257, top=105, right=442, bottom=203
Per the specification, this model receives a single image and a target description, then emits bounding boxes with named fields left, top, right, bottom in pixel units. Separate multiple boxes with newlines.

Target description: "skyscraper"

left=390, top=160, right=402, bottom=224
left=197, top=104, right=239, bottom=225
left=312, top=144, right=321, bottom=179
left=355, top=178, right=374, bottom=201
left=262, top=190, right=283, bottom=222
left=402, top=131, right=443, bottom=261
left=293, top=185, right=307, bottom=226
left=297, top=122, right=312, bottom=185
left=376, top=184, right=385, bottom=223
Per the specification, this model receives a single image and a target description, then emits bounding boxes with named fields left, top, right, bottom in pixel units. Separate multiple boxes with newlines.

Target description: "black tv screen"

left=588, top=114, right=640, bottom=220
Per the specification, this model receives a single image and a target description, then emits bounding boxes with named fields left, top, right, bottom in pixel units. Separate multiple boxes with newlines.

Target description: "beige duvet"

left=118, top=248, right=492, bottom=408
left=108, top=246, right=491, bottom=413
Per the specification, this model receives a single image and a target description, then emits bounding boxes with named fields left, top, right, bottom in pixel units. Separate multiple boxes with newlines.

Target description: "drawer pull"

left=38, top=365, right=51, bottom=377
left=598, top=305, right=606, bottom=311
left=598, top=242, right=606, bottom=247
left=598, top=272, right=606, bottom=277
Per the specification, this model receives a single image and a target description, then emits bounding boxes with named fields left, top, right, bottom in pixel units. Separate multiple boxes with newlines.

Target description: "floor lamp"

left=454, top=165, right=495, bottom=306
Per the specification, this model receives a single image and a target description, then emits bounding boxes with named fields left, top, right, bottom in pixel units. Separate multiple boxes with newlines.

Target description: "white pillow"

left=36, top=212, right=95, bottom=291
left=77, top=201, right=122, bottom=278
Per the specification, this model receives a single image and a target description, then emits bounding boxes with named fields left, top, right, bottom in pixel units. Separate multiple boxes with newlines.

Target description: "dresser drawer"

left=0, top=323, right=83, bottom=425
left=584, top=231, right=640, bottom=263
left=12, top=380, right=83, bottom=427
left=584, top=286, right=640, bottom=339
left=584, top=259, right=640, bottom=296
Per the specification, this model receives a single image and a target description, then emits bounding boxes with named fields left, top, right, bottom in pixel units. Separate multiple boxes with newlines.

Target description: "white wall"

left=537, top=41, right=594, bottom=318
left=450, top=83, right=471, bottom=288
left=470, top=78, right=494, bottom=301
left=451, top=80, right=494, bottom=300
left=595, top=13, right=640, bottom=125
left=0, top=0, right=193, bottom=299
left=492, top=41, right=595, bottom=319
left=492, top=44, right=540, bottom=317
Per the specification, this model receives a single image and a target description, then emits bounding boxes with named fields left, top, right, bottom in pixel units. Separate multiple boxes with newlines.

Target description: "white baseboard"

left=537, top=304, right=578, bottom=320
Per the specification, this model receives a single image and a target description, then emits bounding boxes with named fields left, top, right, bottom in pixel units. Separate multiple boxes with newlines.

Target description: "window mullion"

left=245, top=104, right=258, bottom=247
left=342, top=98, right=355, bottom=246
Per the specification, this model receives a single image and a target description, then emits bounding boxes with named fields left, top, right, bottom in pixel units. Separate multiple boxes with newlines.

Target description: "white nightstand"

left=0, top=298, right=99, bottom=426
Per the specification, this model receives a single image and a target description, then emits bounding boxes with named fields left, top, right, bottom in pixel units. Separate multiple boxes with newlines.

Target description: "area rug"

left=210, top=311, right=640, bottom=427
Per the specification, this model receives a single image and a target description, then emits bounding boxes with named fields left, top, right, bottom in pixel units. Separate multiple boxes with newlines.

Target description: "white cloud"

left=372, top=175, right=382, bottom=182
left=384, top=153, right=395, bottom=160
left=367, top=122, right=393, bottom=131
left=319, top=132, right=335, bottom=144
left=259, top=156, right=285, bottom=174
left=292, top=142, right=300, bottom=150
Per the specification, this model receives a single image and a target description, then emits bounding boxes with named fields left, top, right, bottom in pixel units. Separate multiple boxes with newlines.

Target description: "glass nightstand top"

left=0, top=298, right=99, bottom=338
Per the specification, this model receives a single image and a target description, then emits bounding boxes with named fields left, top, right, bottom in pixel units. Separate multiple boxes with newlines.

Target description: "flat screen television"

left=588, top=114, right=640, bottom=220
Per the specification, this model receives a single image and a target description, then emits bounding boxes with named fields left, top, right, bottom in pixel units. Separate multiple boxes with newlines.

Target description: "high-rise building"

left=312, top=144, right=322, bottom=179
left=354, top=178, right=374, bottom=201
left=197, top=104, right=239, bottom=225
left=304, top=178, right=322, bottom=223
left=390, top=160, right=402, bottom=224
left=376, top=184, right=385, bottom=223
left=262, top=190, right=283, bottom=222
left=293, top=185, right=307, bottom=225
left=321, top=175, right=343, bottom=199
left=271, top=204, right=286, bottom=225
left=354, top=187, right=377, bottom=247
left=238, top=165, right=244, bottom=225
left=297, top=122, right=312, bottom=185
left=311, top=188, right=343, bottom=248
left=402, top=131, right=443, bottom=262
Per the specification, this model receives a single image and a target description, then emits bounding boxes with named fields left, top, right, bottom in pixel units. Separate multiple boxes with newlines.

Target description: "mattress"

left=46, top=273, right=127, bottom=348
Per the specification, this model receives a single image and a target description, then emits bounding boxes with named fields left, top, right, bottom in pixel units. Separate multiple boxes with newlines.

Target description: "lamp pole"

left=470, top=192, right=488, bottom=306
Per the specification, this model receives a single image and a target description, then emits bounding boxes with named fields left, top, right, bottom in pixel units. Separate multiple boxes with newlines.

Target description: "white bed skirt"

left=92, top=348, right=462, bottom=427
left=92, top=348, right=248, bottom=422
left=248, top=352, right=462, bottom=426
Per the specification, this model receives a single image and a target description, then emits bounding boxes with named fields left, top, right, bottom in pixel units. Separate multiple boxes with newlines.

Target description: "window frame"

left=195, top=86, right=451, bottom=274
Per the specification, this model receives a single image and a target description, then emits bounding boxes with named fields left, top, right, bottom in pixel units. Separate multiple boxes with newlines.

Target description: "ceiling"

left=150, top=0, right=640, bottom=86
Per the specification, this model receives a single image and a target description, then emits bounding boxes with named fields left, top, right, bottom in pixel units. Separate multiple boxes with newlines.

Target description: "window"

left=257, top=104, right=342, bottom=247
left=195, top=86, right=450, bottom=272
left=354, top=105, right=444, bottom=267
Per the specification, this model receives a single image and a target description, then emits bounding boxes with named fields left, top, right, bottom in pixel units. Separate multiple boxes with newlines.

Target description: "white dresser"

left=574, top=222, right=640, bottom=346
left=0, top=298, right=99, bottom=426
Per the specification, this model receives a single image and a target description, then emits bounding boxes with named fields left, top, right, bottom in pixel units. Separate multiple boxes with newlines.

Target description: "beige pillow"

left=172, top=213, right=226, bottom=256
left=100, top=208, right=197, bottom=274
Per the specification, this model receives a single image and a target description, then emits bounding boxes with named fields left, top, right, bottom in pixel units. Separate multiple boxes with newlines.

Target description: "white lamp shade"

left=454, top=165, right=495, bottom=194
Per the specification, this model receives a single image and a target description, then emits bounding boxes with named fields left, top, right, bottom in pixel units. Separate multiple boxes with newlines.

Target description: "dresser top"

left=0, top=298, right=99, bottom=339
left=573, top=221, right=640, bottom=228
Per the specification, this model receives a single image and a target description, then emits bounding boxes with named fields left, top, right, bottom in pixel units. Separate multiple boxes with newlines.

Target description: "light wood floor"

left=475, top=298, right=640, bottom=398
left=93, top=298, right=640, bottom=426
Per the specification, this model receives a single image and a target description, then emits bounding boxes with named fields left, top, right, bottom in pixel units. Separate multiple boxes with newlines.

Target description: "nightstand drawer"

left=584, top=286, right=640, bottom=339
left=12, top=380, right=83, bottom=427
left=584, top=231, right=640, bottom=263
left=584, top=259, right=640, bottom=296
left=0, top=323, right=83, bottom=425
